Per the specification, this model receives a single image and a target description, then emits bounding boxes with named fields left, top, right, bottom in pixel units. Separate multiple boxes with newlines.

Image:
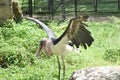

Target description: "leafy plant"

left=0, top=19, right=44, bottom=67
left=103, top=49, right=120, bottom=62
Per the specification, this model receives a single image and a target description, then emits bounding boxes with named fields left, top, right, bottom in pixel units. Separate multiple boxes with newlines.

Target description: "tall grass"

left=0, top=17, right=120, bottom=80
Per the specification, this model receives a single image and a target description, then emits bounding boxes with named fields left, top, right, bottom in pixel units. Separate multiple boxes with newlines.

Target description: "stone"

left=69, top=66, right=120, bottom=80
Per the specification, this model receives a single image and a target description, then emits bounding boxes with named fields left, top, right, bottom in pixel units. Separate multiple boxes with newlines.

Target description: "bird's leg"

left=62, top=56, right=65, bottom=80
left=57, top=56, right=61, bottom=80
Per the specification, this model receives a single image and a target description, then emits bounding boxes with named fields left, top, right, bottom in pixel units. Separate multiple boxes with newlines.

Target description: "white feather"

left=50, top=36, right=73, bottom=56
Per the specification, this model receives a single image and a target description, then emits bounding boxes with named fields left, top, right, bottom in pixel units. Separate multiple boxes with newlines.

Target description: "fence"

left=20, top=0, right=120, bottom=20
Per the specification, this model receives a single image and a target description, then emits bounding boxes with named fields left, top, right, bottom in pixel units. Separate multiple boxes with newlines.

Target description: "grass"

left=0, top=16, right=120, bottom=80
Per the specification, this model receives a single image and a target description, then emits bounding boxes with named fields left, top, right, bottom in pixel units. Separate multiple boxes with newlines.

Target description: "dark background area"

left=20, top=0, right=120, bottom=20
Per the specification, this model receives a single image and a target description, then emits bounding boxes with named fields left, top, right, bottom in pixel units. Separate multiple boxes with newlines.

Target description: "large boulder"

left=69, top=66, right=120, bottom=80
left=0, top=0, right=13, bottom=25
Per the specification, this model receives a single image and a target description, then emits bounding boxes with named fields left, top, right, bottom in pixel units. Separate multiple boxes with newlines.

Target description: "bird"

left=26, top=16, right=94, bottom=80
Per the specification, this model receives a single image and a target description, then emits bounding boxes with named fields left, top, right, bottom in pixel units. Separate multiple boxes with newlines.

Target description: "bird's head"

left=36, top=38, right=52, bottom=58
left=40, top=38, right=48, bottom=47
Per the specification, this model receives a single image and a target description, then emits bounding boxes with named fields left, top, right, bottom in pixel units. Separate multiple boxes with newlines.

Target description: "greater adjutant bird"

left=27, top=16, right=94, bottom=80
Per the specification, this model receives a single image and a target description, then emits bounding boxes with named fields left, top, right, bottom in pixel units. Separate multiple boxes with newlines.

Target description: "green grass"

left=0, top=16, right=120, bottom=80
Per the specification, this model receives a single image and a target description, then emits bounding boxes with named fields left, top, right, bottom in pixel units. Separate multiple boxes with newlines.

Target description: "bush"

left=0, top=19, right=45, bottom=68
left=103, top=49, right=120, bottom=62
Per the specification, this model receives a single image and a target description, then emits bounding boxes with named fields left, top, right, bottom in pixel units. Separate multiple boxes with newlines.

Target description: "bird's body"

left=42, top=36, right=73, bottom=57
left=26, top=16, right=94, bottom=80
left=51, top=36, right=73, bottom=56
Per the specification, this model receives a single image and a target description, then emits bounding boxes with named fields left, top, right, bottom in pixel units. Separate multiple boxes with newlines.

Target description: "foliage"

left=0, top=16, right=120, bottom=80
left=0, top=19, right=46, bottom=67
left=103, top=49, right=120, bottom=62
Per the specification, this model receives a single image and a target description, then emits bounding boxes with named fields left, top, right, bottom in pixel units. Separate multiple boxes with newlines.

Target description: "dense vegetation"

left=0, top=16, right=120, bottom=80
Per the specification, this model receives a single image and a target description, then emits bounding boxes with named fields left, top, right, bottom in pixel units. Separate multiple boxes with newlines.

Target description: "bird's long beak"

left=44, top=45, right=51, bottom=58
left=35, top=40, right=51, bottom=58
left=35, top=43, right=43, bottom=58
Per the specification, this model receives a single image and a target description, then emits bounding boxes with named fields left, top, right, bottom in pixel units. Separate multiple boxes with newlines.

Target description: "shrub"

left=0, top=19, right=45, bottom=68
left=103, top=49, right=120, bottom=62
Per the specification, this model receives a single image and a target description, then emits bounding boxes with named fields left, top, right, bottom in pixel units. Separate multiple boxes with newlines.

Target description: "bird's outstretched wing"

left=54, top=16, right=94, bottom=49
left=26, top=16, right=94, bottom=49
left=25, top=17, right=56, bottom=40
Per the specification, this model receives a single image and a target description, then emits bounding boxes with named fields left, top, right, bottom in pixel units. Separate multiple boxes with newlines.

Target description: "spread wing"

left=54, top=16, right=94, bottom=49
left=26, top=16, right=94, bottom=49
left=67, top=17, right=94, bottom=49
left=26, top=17, right=56, bottom=40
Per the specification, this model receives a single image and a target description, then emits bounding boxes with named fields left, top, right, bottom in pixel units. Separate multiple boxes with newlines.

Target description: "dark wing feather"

left=53, top=16, right=94, bottom=48
left=67, top=17, right=94, bottom=49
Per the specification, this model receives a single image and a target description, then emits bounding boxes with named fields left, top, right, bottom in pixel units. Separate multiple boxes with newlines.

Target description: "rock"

left=69, top=66, right=120, bottom=80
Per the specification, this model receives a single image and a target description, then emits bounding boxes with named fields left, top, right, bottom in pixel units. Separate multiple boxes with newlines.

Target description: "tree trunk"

left=0, top=0, right=13, bottom=25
